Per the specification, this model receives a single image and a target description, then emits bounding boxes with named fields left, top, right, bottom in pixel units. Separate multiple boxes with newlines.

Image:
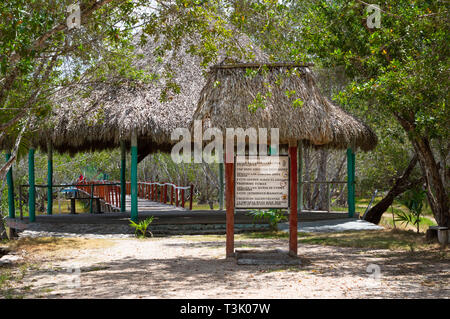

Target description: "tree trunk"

left=315, top=149, right=329, bottom=210
left=303, top=147, right=312, bottom=209
left=396, top=114, right=450, bottom=227
left=364, top=155, right=418, bottom=224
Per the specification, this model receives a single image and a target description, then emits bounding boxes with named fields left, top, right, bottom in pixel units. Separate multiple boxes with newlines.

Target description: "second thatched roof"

left=193, top=63, right=377, bottom=151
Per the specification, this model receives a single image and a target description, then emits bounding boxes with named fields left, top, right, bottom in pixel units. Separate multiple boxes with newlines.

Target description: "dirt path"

left=3, top=235, right=449, bottom=299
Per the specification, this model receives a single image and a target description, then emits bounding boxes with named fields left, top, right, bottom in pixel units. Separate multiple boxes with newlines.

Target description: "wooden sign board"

left=235, top=155, right=289, bottom=209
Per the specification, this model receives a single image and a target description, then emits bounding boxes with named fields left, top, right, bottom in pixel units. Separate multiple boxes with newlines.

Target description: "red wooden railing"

left=76, top=180, right=121, bottom=209
left=126, top=181, right=194, bottom=210
left=76, top=180, right=194, bottom=210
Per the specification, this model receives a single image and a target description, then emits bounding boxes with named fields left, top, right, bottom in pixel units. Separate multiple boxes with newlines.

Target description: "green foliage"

left=129, top=216, right=154, bottom=238
left=248, top=208, right=287, bottom=231
left=396, top=188, right=427, bottom=233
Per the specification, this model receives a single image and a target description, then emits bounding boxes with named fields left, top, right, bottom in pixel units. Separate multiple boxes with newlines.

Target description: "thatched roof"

left=34, top=33, right=268, bottom=156
left=193, top=63, right=377, bottom=151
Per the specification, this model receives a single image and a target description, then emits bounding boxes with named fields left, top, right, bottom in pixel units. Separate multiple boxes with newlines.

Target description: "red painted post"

left=175, top=186, right=179, bottom=207
left=289, top=142, right=298, bottom=257
left=189, top=184, right=194, bottom=210
left=164, top=184, right=167, bottom=203
left=170, top=185, right=174, bottom=205
left=181, top=189, right=185, bottom=208
left=160, top=185, right=163, bottom=202
left=225, top=153, right=235, bottom=258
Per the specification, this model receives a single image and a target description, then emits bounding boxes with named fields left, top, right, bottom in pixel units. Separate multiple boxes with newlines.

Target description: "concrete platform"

left=6, top=196, right=359, bottom=237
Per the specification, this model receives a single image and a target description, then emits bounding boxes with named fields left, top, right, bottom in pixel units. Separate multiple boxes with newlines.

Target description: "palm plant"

left=129, top=216, right=154, bottom=238
left=395, top=188, right=426, bottom=233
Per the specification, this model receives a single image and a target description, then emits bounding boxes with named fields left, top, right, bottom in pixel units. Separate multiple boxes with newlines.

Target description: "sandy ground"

left=2, top=235, right=448, bottom=299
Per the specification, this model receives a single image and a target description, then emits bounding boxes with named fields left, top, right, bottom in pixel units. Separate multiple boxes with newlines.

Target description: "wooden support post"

left=219, top=162, right=224, bottom=210
left=120, top=141, right=126, bottom=212
left=89, top=184, right=94, bottom=214
left=164, top=184, right=167, bottom=203
left=5, top=153, right=15, bottom=219
left=181, top=189, right=185, bottom=208
left=189, top=184, right=194, bottom=210
left=225, top=153, right=235, bottom=258
left=289, top=142, right=298, bottom=257
left=160, top=185, right=163, bottom=202
left=28, top=148, right=36, bottom=222
left=327, top=183, right=331, bottom=213
left=347, top=148, right=356, bottom=218
left=175, top=186, right=179, bottom=207
left=70, top=198, right=76, bottom=214
left=130, top=131, right=138, bottom=222
left=47, top=142, right=53, bottom=215
left=171, top=186, right=174, bottom=205
left=19, top=185, right=23, bottom=219
left=297, top=141, right=303, bottom=213
left=96, top=198, right=101, bottom=213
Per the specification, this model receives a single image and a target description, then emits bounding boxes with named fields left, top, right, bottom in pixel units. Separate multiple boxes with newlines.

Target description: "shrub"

left=129, top=216, right=154, bottom=238
left=248, top=209, right=287, bottom=231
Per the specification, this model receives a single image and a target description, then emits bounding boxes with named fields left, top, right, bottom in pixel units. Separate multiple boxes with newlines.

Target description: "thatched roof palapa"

left=194, top=63, right=377, bottom=151
left=35, top=33, right=267, bottom=157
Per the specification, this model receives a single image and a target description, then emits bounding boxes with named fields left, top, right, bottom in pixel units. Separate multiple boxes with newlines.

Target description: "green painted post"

left=130, top=132, right=138, bottom=222
left=219, top=162, right=224, bottom=210
left=297, top=141, right=303, bottom=212
left=347, top=148, right=355, bottom=218
left=120, top=141, right=126, bottom=212
left=5, top=153, right=15, bottom=219
left=28, top=148, right=36, bottom=222
left=47, top=142, right=53, bottom=215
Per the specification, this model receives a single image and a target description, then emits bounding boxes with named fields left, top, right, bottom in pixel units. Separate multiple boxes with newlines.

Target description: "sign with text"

left=235, top=155, right=289, bottom=209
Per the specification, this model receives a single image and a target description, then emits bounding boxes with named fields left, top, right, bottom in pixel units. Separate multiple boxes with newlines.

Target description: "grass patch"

left=298, top=229, right=440, bottom=251
left=7, top=237, right=116, bottom=254
left=0, top=262, right=33, bottom=299
left=191, top=202, right=220, bottom=210
left=239, top=228, right=442, bottom=252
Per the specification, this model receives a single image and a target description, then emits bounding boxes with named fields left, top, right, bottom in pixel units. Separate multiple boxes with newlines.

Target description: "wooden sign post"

left=225, top=148, right=298, bottom=258
left=288, top=142, right=298, bottom=256
left=225, top=152, right=235, bottom=258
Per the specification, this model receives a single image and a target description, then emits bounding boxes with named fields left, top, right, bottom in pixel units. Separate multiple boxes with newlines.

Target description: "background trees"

left=229, top=0, right=449, bottom=227
left=1, top=1, right=448, bottom=228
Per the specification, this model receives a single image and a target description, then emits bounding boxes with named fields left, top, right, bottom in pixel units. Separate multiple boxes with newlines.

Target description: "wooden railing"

left=76, top=181, right=121, bottom=210
left=78, top=180, right=194, bottom=210
left=125, top=181, right=194, bottom=210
